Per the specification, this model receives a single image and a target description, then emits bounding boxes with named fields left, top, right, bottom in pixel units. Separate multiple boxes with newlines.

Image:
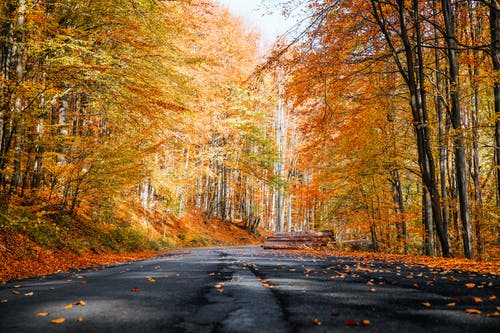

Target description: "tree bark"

left=370, top=0, right=452, bottom=256
left=441, top=0, right=474, bottom=258
left=490, top=0, right=500, bottom=206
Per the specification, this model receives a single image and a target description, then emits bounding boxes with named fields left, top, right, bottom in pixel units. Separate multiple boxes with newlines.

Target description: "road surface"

left=0, top=246, right=498, bottom=332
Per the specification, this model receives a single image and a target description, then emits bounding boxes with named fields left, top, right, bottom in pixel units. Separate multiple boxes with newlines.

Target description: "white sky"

left=217, top=0, right=295, bottom=51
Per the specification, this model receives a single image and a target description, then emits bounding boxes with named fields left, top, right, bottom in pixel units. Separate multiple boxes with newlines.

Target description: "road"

left=0, top=246, right=498, bottom=332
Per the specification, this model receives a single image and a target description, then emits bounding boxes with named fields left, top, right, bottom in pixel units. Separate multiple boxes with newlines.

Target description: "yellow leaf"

left=36, top=312, right=50, bottom=317
left=75, top=300, right=86, bottom=306
left=24, top=292, right=34, bottom=296
left=64, top=303, right=73, bottom=310
left=465, top=309, right=481, bottom=314
left=487, top=311, right=500, bottom=318
left=51, top=318, right=65, bottom=324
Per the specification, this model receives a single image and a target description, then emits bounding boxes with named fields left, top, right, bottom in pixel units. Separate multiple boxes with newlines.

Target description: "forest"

left=0, top=0, right=498, bottom=271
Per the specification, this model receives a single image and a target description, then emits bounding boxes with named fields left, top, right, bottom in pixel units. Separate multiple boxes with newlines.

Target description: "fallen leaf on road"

left=24, top=292, right=34, bottom=296
left=412, top=284, right=419, bottom=288
left=370, top=288, right=377, bottom=293
left=465, top=309, right=481, bottom=314
left=449, top=276, right=458, bottom=282
left=487, top=311, right=500, bottom=318
left=473, top=297, right=483, bottom=303
left=64, top=303, right=73, bottom=310
left=12, top=290, right=20, bottom=295
left=131, top=287, right=139, bottom=292
left=464, top=283, right=476, bottom=289
left=81, top=281, right=88, bottom=285
left=447, top=302, right=456, bottom=307
left=51, top=318, right=65, bottom=324
left=345, top=319, right=359, bottom=326
left=13, top=284, right=21, bottom=288
left=490, top=295, right=497, bottom=300
left=0, top=299, right=7, bottom=303
left=421, top=302, right=431, bottom=307
left=75, top=300, right=86, bottom=306
left=312, top=318, right=322, bottom=326
left=361, top=320, right=371, bottom=326
left=77, top=317, right=84, bottom=322
left=36, top=312, right=50, bottom=317
left=145, top=276, right=156, bottom=283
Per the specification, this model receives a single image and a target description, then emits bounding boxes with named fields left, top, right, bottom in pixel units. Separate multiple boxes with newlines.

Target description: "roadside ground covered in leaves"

left=0, top=214, right=264, bottom=284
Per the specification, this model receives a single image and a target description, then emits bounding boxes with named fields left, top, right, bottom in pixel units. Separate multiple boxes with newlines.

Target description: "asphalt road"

left=0, top=246, right=498, bottom=332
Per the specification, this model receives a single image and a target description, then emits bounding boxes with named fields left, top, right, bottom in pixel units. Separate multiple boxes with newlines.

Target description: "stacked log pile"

left=262, top=231, right=334, bottom=250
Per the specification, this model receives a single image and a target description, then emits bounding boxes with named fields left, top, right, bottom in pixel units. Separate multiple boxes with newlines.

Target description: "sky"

left=217, top=0, right=295, bottom=51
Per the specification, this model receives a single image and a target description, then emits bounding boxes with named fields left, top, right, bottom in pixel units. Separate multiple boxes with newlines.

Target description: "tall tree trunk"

left=423, top=187, right=435, bottom=256
left=490, top=0, right=500, bottom=206
left=441, top=0, right=473, bottom=258
left=391, top=169, right=407, bottom=254
left=371, top=0, right=451, bottom=256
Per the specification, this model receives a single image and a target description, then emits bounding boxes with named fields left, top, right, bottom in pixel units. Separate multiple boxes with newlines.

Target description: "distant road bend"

left=0, top=246, right=498, bottom=332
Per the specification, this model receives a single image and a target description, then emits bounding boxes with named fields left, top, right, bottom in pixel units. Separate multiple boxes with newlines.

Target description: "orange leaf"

left=465, top=309, right=482, bottom=314
left=36, top=312, right=50, bottom=317
left=489, top=295, right=497, bottom=300
left=421, top=302, right=431, bottom=307
left=77, top=317, right=84, bottom=322
left=51, top=318, right=65, bottom=324
left=12, top=290, right=21, bottom=295
left=370, top=288, right=377, bottom=293
left=361, top=320, right=371, bottom=326
left=312, top=318, right=322, bottom=326
left=473, top=297, right=483, bottom=303
left=449, top=276, right=458, bottom=282
left=0, top=299, right=8, bottom=303
left=447, top=302, right=456, bottom=307
left=131, top=287, right=139, bottom=292
left=464, top=283, right=476, bottom=289
left=64, top=303, right=73, bottom=310
left=75, top=300, right=86, bottom=306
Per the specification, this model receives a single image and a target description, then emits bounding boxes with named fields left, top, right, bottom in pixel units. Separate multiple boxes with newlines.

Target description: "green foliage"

left=188, top=234, right=211, bottom=247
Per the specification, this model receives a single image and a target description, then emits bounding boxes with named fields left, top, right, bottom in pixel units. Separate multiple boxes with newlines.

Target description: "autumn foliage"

left=1, top=0, right=499, bottom=283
